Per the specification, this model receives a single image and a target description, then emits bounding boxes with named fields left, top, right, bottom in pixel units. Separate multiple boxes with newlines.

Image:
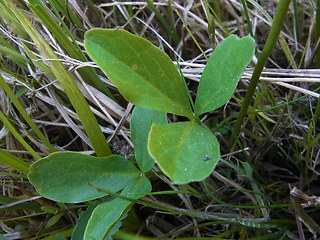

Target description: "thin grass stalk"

left=89, top=183, right=276, bottom=226
left=292, top=0, right=301, bottom=44
left=0, top=110, right=40, bottom=160
left=208, top=4, right=229, bottom=36
left=51, top=0, right=85, bottom=30
left=4, top=0, right=111, bottom=157
left=175, top=10, right=208, bottom=60
left=239, top=1, right=259, bottom=57
left=0, top=1, right=28, bottom=39
left=241, top=0, right=254, bottom=37
left=145, top=0, right=180, bottom=45
left=0, top=45, right=30, bottom=69
left=202, top=0, right=215, bottom=46
left=233, top=0, right=292, bottom=137
left=27, top=0, right=116, bottom=101
left=315, top=0, right=320, bottom=67
left=168, top=0, right=181, bottom=44
left=0, top=75, right=56, bottom=153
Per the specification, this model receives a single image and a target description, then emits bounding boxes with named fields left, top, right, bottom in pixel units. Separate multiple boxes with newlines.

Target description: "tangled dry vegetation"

left=0, top=0, right=320, bottom=239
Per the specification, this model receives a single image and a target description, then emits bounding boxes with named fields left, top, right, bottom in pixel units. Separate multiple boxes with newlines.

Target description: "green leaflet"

left=71, top=200, right=101, bottom=240
left=28, top=152, right=141, bottom=203
left=148, top=121, right=220, bottom=184
left=131, top=106, right=167, bottom=172
left=84, top=29, right=193, bottom=119
left=195, top=35, right=255, bottom=116
left=84, top=176, right=151, bottom=240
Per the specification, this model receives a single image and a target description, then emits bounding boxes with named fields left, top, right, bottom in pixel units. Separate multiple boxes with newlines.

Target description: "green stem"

left=233, top=0, right=291, bottom=137
left=175, top=55, right=200, bottom=122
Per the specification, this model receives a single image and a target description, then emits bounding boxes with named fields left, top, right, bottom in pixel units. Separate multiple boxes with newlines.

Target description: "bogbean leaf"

left=195, top=35, right=255, bottom=116
left=28, top=152, right=140, bottom=203
left=84, top=176, right=151, bottom=240
left=131, top=106, right=167, bottom=172
left=84, top=29, right=193, bottom=119
left=148, top=122, right=220, bottom=184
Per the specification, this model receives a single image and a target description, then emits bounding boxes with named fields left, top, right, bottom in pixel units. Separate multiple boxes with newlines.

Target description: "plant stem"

left=175, top=55, right=200, bottom=122
left=233, top=0, right=291, bottom=137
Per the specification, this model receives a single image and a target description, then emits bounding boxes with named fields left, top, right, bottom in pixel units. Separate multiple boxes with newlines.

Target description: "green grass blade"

left=278, top=34, right=297, bottom=69
left=208, top=3, right=229, bottom=36
left=241, top=0, right=254, bottom=37
left=0, top=74, right=56, bottom=153
left=27, top=1, right=115, bottom=100
left=0, top=44, right=30, bottom=69
left=48, top=0, right=85, bottom=30
left=5, top=0, right=111, bottom=157
left=315, top=0, right=320, bottom=67
left=292, top=0, right=301, bottom=43
left=145, top=0, right=179, bottom=45
left=203, top=0, right=215, bottom=45
left=0, top=148, right=29, bottom=174
left=0, top=1, right=28, bottom=39
left=0, top=110, right=40, bottom=160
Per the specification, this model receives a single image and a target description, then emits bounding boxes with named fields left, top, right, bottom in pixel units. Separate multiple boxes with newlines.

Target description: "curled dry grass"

left=0, top=0, right=320, bottom=239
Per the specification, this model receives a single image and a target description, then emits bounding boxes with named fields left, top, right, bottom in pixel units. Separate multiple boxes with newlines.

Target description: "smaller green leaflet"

left=194, top=35, right=255, bottom=115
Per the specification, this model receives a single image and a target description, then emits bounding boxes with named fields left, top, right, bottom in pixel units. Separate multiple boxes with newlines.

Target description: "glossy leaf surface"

left=148, top=122, right=220, bottom=184
left=195, top=35, right=255, bottom=115
left=84, top=176, right=151, bottom=240
left=85, top=29, right=193, bottom=119
left=28, top=152, right=140, bottom=203
left=131, top=106, right=167, bottom=172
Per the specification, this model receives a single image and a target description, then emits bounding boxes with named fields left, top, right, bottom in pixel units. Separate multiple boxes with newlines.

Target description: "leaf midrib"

left=87, top=38, right=191, bottom=117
